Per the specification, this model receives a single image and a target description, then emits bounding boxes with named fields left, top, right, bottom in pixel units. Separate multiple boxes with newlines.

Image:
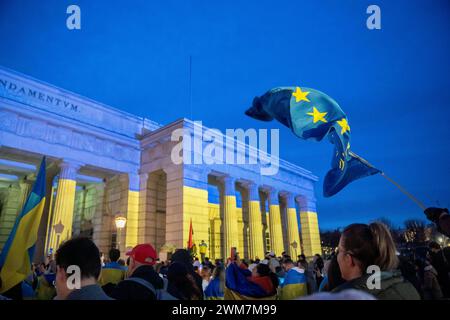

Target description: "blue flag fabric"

left=245, top=86, right=380, bottom=197
left=225, top=263, right=269, bottom=298
left=0, top=157, right=46, bottom=293
left=204, top=277, right=224, bottom=300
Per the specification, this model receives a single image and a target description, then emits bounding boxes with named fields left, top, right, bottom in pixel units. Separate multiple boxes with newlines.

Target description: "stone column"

left=125, top=173, right=140, bottom=251
left=243, top=182, right=264, bottom=260
left=137, top=173, right=149, bottom=244
left=285, top=193, right=301, bottom=258
left=298, top=196, right=321, bottom=258
left=47, top=161, right=80, bottom=252
left=221, top=176, right=239, bottom=258
left=92, top=182, right=108, bottom=253
left=267, top=188, right=284, bottom=256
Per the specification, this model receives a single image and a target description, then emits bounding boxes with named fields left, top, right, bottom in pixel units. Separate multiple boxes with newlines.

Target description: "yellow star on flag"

left=292, top=87, right=310, bottom=103
left=337, top=118, right=350, bottom=134
left=307, top=107, right=327, bottom=123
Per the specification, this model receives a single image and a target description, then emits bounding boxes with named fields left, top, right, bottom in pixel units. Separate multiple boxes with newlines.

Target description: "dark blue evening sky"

left=1, top=0, right=449, bottom=230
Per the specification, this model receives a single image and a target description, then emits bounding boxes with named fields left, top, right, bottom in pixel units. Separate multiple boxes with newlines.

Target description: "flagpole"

left=349, top=151, right=426, bottom=211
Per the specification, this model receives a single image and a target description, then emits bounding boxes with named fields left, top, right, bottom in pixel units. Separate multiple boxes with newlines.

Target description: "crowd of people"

left=0, top=207, right=449, bottom=301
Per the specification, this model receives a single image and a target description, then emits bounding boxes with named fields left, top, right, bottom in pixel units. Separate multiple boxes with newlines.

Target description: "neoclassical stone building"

left=0, top=66, right=321, bottom=261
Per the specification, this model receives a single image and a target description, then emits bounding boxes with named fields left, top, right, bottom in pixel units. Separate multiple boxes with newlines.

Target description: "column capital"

left=240, top=181, right=259, bottom=201
left=59, top=161, right=82, bottom=180
left=281, top=192, right=296, bottom=208
left=265, top=187, right=279, bottom=205
left=219, top=175, right=235, bottom=195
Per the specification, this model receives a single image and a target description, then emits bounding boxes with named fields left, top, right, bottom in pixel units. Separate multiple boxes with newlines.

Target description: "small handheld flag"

left=0, top=157, right=46, bottom=293
left=245, top=86, right=380, bottom=197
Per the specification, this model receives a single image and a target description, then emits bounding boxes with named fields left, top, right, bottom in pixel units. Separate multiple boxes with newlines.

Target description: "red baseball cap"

left=126, top=244, right=157, bottom=265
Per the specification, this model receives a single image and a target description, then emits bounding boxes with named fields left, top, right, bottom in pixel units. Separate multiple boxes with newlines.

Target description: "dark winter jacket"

left=333, top=270, right=420, bottom=300
left=423, top=265, right=443, bottom=300
left=109, top=265, right=163, bottom=300
left=429, top=249, right=450, bottom=298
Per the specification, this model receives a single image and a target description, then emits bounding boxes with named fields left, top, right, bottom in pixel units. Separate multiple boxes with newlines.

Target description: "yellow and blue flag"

left=279, top=267, right=307, bottom=300
left=225, top=263, right=276, bottom=300
left=204, top=277, right=224, bottom=300
left=245, top=86, right=380, bottom=197
left=0, top=157, right=46, bottom=293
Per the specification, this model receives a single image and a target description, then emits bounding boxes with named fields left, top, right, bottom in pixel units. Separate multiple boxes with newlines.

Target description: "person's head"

left=55, top=237, right=101, bottom=299
left=109, top=248, right=120, bottom=262
left=201, top=240, right=205, bottom=243
left=429, top=241, right=441, bottom=253
left=282, top=258, right=295, bottom=272
left=253, top=262, right=279, bottom=293
left=298, top=254, right=306, bottom=262
left=204, top=257, right=210, bottom=262
left=172, top=249, right=194, bottom=267
left=126, top=244, right=157, bottom=277
left=337, top=222, right=398, bottom=281
left=201, top=265, right=211, bottom=279
left=117, top=259, right=125, bottom=266
left=168, top=262, right=202, bottom=300
left=253, top=262, right=271, bottom=277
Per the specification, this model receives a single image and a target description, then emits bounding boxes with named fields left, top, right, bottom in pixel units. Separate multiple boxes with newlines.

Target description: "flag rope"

left=349, top=151, right=426, bottom=210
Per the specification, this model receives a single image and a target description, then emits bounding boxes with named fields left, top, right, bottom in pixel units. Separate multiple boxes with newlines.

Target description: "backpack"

left=124, top=277, right=178, bottom=300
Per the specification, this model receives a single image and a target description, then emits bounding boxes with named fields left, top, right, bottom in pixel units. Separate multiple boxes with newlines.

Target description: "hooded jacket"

left=332, top=270, right=420, bottom=300
left=279, top=267, right=308, bottom=300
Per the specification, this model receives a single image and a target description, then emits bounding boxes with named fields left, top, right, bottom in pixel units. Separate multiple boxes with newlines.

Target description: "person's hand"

left=424, top=207, right=449, bottom=223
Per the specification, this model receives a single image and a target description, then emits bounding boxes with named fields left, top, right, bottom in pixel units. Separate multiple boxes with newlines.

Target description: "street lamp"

left=53, top=221, right=65, bottom=249
left=115, top=215, right=127, bottom=249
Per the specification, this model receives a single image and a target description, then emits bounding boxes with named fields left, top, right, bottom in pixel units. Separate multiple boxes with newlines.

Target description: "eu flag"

left=245, top=86, right=380, bottom=197
left=0, top=157, right=46, bottom=293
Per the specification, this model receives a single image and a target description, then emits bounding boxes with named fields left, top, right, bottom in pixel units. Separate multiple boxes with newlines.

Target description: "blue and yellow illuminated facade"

left=0, top=66, right=321, bottom=260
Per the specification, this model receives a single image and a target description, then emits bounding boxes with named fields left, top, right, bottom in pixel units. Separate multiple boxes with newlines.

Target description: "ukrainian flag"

left=279, top=267, right=307, bottom=300
left=204, top=277, right=224, bottom=300
left=224, top=263, right=276, bottom=300
left=0, top=157, right=46, bottom=293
